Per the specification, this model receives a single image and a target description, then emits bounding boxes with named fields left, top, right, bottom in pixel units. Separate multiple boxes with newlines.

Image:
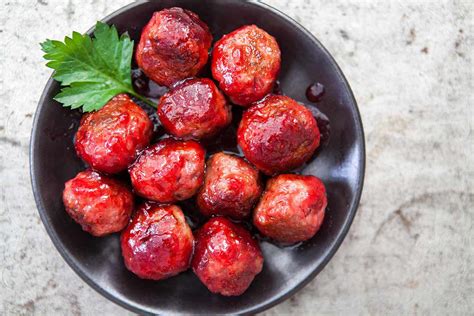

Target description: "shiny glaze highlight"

left=211, top=25, right=281, bottom=106
left=192, top=217, right=263, bottom=296
left=121, top=203, right=194, bottom=280
left=62, top=170, right=134, bottom=236
left=136, top=7, right=212, bottom=87
left=129, top=138, right=205, bottom=203
left=158, top=78, right=232, bottom=140
left=75, top=94, right=153, bottom=174
left=253, top=174, right=327, bottom=244
left=237, top=95, right=320, bottom=175
left=197, top=152, right=262, bottom=219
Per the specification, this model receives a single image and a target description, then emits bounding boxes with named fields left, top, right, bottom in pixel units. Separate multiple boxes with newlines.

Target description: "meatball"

left=192, top=217, right=263, bottom=296
left=136, top=7, right=212, bottom=87
left=197, top=152, right=262, bottom=219
left=237, top=95, right=320, bottom=175
left=129, top=138, right=205, bottom=203
left=75, top=94, right=153, bottom=174
left=121, top=203, right=194, bottom=280
left=158, top=78, right=232, bottom=140
left=211, top=25, right=281, bottom=106
left=62, top=170, right=134, bottom=237
left=253, top=174, right=327, bottom=244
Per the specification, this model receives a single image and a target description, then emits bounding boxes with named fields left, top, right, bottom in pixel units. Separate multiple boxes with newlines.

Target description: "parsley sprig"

left=41, top=22, right=155, bottom=112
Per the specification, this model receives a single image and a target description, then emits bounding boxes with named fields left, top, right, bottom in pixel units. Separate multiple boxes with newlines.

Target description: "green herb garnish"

left=41, top=22, right=155, bottom=112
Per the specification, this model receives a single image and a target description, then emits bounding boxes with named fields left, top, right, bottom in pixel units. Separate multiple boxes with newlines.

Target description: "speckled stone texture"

left=0, top=0, right=472, bottom=315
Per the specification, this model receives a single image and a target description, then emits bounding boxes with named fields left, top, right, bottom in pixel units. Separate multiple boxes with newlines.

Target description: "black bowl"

left=30, top=0, right=365, bottom=314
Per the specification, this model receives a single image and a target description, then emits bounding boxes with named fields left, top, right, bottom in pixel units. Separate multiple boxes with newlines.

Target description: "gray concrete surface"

left=0, top=0, right=472, bottom=315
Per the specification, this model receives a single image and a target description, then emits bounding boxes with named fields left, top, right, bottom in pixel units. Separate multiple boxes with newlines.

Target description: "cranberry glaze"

left=192, top=217, right=263, bottom=296
left=237, top=95, right=320, bottom=175
left=158, top=78, right=232, bottom=140
left=129, top=138, right=205, bottom=203
left=197, top=152, right=262, bottom=219
left=75, top=94, right=153, bottom=174
left=211, top=25, right=281, bottom=106
left=121, top=203, right=194, bottom=280
left=253, top=174, right=327, bottom=244
left=136, top=7, right=212, bottom=87
left=62, top=170, right=134, bottom=237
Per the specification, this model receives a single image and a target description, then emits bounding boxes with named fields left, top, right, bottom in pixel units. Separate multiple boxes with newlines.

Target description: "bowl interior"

left=30, top=0, right=365, bottom=314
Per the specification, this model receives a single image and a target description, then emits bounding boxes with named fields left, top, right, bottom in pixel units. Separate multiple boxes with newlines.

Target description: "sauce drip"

left=309, top=106, right=331, bottom=147
left=306, top=82, right=325, bottom=103
left=273, top=80, right=282, bottom=95
left=131, top=68, right=168, bottom=100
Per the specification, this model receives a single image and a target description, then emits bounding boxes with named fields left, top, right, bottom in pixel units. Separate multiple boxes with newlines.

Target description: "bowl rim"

left=30, top=0, right=366, bottom=314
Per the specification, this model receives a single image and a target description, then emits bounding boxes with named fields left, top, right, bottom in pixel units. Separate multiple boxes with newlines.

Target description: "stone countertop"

left=0, top=0, right=472, bottom=315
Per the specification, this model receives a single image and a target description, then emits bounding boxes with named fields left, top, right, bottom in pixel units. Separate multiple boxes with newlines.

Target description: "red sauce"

left=306, top=82, right=325, bottom=102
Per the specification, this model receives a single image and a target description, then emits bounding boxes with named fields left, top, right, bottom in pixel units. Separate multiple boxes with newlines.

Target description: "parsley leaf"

left=41, top=22, right=155, bottom=112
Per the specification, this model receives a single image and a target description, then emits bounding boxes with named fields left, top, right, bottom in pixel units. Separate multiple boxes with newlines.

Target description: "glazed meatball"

left=197, top=152, right=262, bottom=219
left=136, top=7, right=212, bottom=87
left=211, top=25, right=281, bottom=106
left=75, top=94, right=153, bottom=174
left=158, top=78, right=232, bottom=140
left=121, top=203, right=194, bottom=280
left=192, top=217, right=263, bottom=296
left=253, top=174, right=327, bottom=244
left=129, top=138, right=205, bottom=203
left=62, top=170, right=134, bottom=237
left=237, top=95, right=320, bottom=175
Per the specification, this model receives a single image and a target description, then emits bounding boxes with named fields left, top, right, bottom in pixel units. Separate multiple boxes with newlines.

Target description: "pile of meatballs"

left=62, top=7, right=328, bottom=296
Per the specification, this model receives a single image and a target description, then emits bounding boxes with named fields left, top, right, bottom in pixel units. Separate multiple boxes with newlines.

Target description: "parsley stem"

left=130, top=91, right=157, bottom=108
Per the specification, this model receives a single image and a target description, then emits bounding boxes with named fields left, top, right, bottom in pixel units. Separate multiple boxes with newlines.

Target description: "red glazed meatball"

left=75, top=94, right=153, bottom=174
left=62, top=170, right=134, bottom=237
left=253, top=174, right=327, bottom=244
left=237, top=95, right=320, bottom=175
left=158, top=78, right=232, bottom=140
left=129, top=138, right=205, bottom=203
left=211, top=25, right=281, bottom=106
left=197, top=152, right=262, bottom=219
left=192, top=217, right=263, bottom=296
left=136, top=7, right=212, bottom=87
left=121, top=203, right=194, bottom=280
